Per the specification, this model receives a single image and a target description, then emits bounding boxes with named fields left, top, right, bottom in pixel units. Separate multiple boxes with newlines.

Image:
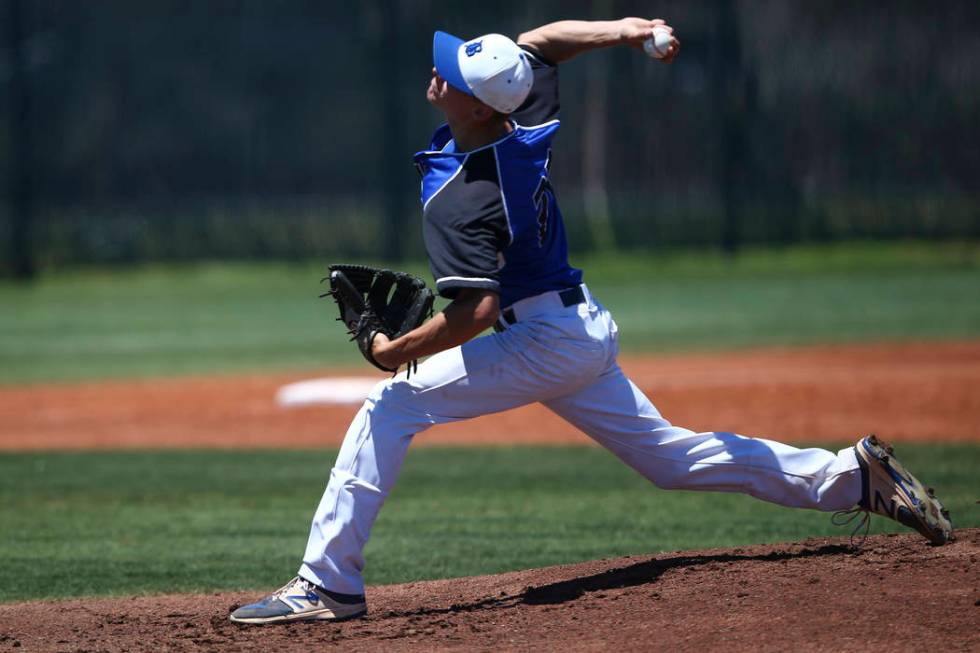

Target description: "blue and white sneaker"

left=853, top=435, right=953, bottom=545
left=230, top=576, right=367, bottom=624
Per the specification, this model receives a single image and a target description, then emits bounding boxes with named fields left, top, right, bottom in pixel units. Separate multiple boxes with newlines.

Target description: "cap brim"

left=433, top=30, right=473, bottom=96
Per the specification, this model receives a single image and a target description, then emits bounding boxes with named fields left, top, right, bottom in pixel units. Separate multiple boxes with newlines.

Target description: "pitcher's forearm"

left=517, top=20, right=627, bottom=63
left=518, top=17, right=678, bottom=64
left=373, top=289, right=500, bottom=368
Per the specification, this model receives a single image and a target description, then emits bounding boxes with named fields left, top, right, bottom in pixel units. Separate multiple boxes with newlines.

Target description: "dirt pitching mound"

left=2, top=529, right=976, bottom=652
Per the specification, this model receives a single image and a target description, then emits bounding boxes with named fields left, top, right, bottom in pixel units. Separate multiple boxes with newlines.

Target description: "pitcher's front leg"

left=298, top=377, right=424, bottom=596
left=298, top=330, right=561, bottom=595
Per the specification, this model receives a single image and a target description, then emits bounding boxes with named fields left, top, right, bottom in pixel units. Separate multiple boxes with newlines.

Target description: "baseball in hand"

left=643, top=27, right=673, bottom=59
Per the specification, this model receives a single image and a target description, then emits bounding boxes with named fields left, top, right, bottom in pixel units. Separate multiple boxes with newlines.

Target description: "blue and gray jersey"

left=413, top=45, right=583, bottom=309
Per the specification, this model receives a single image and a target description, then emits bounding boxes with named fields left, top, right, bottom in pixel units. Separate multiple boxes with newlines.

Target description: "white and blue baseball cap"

left=433, top=31, right=533, bottom=114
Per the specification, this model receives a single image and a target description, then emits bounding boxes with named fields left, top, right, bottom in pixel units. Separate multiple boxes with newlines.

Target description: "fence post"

left=715, top=0, right=745, bottom=258
left=6, top=0, right=37, bottom=280
left=378, top=0, right=411, bottom=263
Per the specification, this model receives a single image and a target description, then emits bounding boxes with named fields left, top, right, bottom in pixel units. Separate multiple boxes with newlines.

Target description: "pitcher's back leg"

left=543, top=364, right=862, bottom=511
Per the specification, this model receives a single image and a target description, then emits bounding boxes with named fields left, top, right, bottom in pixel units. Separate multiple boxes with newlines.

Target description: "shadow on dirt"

left=521, top=544, right=853, bottom=605
left=385, top=543, right=854, bottom=618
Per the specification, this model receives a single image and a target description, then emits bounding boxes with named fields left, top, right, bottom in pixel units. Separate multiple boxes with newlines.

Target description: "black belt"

left=494, top=286, right=586, bottom=332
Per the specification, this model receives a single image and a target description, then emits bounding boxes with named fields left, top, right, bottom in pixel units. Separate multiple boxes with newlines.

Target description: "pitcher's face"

left=427, top=67, right=484, bottom=118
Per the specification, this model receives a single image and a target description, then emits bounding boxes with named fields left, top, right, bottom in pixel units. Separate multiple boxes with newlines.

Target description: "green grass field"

left=2, top=241, right=978, bottom=384
left=1, top=242, right=977, bottom=604
left=1, top=445, right=977, bottom=603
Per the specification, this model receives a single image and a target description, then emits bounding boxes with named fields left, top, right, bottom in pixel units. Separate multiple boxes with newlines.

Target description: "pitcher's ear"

left=472, top=102, right=495, bottom=122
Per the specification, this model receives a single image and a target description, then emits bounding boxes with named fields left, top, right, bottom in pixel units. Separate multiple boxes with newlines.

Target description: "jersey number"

left=532, top=150, right=555, bottom=248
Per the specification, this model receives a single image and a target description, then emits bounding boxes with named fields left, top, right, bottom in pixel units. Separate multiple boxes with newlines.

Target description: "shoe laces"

left=273, top=576, right=317, bottom=600
left=832, top=506, right=871, bottom=547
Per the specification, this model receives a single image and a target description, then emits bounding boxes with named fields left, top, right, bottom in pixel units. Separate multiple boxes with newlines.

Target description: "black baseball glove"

left=322, top=264, right=435, bottom=373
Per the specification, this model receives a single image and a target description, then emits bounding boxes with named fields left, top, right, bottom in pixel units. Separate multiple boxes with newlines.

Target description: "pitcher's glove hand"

left=322, top=264, right=435, bottom=373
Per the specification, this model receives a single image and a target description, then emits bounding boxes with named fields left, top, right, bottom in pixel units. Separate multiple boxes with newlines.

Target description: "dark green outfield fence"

left=2, top=0, right=978, bottom=274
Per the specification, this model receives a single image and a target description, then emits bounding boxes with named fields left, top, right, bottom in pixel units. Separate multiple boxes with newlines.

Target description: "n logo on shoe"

left=285, top=592, right=318, bottom=609
left=873, top=489, right=897, bottom=517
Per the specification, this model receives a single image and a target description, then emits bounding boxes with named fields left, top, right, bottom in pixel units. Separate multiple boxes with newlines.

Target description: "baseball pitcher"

left=231, top=17, right=952, bottom=624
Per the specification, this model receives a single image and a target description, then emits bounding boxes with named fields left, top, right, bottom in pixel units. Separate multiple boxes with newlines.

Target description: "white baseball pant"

left=299, top=285, right=862, bottom=595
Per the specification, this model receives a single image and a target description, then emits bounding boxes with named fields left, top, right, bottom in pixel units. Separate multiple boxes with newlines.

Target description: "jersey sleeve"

left=422, top=149, right=510, bottom=299
left=511, top=44, right=559, bottom=125
left=425, top=214, right=505, bottom=298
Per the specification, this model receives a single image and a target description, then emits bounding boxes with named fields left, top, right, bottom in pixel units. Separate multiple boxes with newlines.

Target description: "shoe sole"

left=229, top=606, right=367, bottom=625
left=856, top=435, right=954, bottom=545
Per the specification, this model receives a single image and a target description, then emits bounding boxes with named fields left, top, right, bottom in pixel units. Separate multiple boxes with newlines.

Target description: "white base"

left=276, top=377, right=383, bottom=407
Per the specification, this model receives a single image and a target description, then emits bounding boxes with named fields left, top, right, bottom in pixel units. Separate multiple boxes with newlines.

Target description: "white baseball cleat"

left=229, top=576, right=367, bottom=624
left=851, top=434, right=954, bottom=545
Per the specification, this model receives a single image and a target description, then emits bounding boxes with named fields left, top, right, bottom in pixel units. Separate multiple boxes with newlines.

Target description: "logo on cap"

left=464, top=40, right=483, bottom=57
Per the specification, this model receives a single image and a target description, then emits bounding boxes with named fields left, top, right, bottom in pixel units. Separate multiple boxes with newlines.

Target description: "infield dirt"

left=3, top=340, right=979, bottom=450
left=1, top=530, right=976, bottom=652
